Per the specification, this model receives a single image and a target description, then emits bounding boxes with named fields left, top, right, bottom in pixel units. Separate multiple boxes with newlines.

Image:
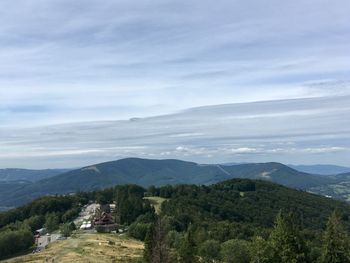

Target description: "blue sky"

left=0, top=0, right=349, bottom=167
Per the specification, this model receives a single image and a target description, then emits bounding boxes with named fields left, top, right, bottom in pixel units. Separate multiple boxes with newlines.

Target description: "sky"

left=0, top=0, right=349, bottom=167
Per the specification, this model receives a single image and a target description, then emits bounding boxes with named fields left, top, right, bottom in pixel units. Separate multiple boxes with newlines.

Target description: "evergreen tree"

left=250, top=236, right=273, bottom=263
left=268, top=211, right=308, bottom=263
left=143, top=216, right=170, bottom=263
left=179, top=225, right=197, bottom=263
left=143, top=224, right=154, bottom=263
left=321, top=210, right=350, bottom=263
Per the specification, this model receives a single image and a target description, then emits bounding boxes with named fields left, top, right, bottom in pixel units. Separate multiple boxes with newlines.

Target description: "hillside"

left=1, top=179, right=350, bottom=262
left=221, top=162, right=330, bottom=189
left=0, top=168, right=70, bottom=182
left=308, top=172, right=350, bottom=201
left=0, top=158, right=335, bottom=208
left=138, top=179, right=350, bottom=262
left=2, top=233, right=143, bottom=263
left=161, top=178, right=350, bottom=230
left=289, top=164, right=350, bottom=175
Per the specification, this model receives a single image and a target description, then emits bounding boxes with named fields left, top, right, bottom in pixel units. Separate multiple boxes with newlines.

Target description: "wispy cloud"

left=0, top=0, right=349, bottom=127
left=1, top=96, right=349, bottom=168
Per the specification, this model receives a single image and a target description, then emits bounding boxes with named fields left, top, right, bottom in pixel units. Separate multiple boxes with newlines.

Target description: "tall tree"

left=321, top=210, right=350, bottom=263
left=144, top=216, right=170, bottom=263
left=268, top=211, right=308, bottom=263
left=143, top=224, right=154, bottom=263
left=250, top=236, right=273, bottom=263
left=179, top=225, right=197, bottom=263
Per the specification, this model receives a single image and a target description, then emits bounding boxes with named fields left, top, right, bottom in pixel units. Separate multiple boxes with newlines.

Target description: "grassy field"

left=143, top=196, right=167, bottom=214
left=2, top=233, right=144, bottom=263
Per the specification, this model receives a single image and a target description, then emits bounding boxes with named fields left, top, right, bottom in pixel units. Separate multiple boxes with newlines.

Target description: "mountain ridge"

left=0, top=157, right=335, bottom=208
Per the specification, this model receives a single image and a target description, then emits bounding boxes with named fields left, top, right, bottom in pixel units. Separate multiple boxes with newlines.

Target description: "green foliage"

left=0, top=229, right=34, bottom=259
left=128, top=222, right=152, bottom=241
left=2, top=158, right=335, bottom=209
left=143, top=216, right=171, bottom=263
left=24, top=215, right=45, bottom=232
left=44, top=212, right=59, bottom=233
left=61, top=207, right=80, bottom=223
left=0, top=195, right=86, bottom=228
left=249, top=236, right=273, bottom=263
left=161, top=179, right=350, bottom=232
left=143, top=224, right=154, bottom=263
left=147, top=179, right=350, bottom=262
left=60, top=223, right=73, bottom=237
left=114, top=185, right=153, bottom=225
left=0, top=191, right=87, bottom=260
left=220, top=239, right=251, bottom=263
left=321, top=210, right=350, bottom=263
left=69, top=221, right=77, bottom=231
left=178, top=226, right=197, bottom=263
left=198, top=239, right=221, bottom=262
left=128, top=212, right=156, bottom=241
left=166, top=230, right=183, bottom=250
left=268, top=211, right=308, bottom=263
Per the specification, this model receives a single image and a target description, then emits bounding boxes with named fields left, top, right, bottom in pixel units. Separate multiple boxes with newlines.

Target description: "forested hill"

left=0, top=168, right=70, bottom=182
left=160, top=178, right=350, bottom=230
left=1, top=179, right=350, bottom=261
left=0, top=158, right=334, bottom=208
left=133, top=179, right=350, bottom=262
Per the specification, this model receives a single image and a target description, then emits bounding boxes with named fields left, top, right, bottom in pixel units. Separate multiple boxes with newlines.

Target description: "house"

left=94, top=211, right=114, bottom=225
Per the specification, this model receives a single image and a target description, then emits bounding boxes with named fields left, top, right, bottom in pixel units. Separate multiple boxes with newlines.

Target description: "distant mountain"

left=0, top=158, right=334, bottom=208
left=221, top=162, right=331, bottom=189
left=0, top=168, right=71, bottom=182
left=289, top=164, right=350, bottom=175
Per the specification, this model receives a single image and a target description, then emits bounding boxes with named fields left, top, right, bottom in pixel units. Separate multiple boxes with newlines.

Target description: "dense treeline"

left=2, top=178, right=350, bottom=262
left=0, top=193, right=90, bottom=259
left=0, top=194, right=90, bottom=229
left=0, top=183, right=154, bottom=259
left=128, top=179, right=350, bottom=262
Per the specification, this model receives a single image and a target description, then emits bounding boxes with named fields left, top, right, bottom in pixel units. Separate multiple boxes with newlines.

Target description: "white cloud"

left=0, top=0, right=349, bottom=127
left=0, top=1, right=350, bottom=167
left=1, top=96, right=349, bottom=168
left=230, top=148, right=258, bottom=154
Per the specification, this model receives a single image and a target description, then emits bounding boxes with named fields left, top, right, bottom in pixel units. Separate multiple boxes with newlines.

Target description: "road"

left=37, top=234, right=61, bottom=248
left=73, top=203, right=99, bottom=226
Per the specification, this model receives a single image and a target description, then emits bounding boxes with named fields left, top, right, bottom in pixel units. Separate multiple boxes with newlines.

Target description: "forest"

left=1, top=179, right=350, bottom=262
left=132, top=179, right=350, bottom=262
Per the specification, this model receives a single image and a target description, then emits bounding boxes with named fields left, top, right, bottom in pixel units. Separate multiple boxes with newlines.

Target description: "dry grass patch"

left=143, top=196, right=167, bottom=214
left=2, top=233, right=143, bottom=263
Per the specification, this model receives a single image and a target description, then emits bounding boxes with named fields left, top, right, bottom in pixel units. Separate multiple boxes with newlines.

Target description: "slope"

left=0, top=158, right=334, bottom=208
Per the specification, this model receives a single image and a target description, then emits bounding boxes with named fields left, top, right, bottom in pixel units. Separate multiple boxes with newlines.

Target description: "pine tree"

left=143, top=216, right=170, bottom=263
left=321, top=210, right=350, bottom=263
left=268, top=211, right=308, bottom=263
left=250, top=236, right=273, bottom=263
left=143, top=224, right=154, bottom=263
left=179, top=225, right=197, bottom=263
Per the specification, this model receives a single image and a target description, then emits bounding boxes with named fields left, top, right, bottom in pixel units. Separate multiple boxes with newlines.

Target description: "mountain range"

left=288, top=164, right=350, bottom=175
left=1, top=158, right=346, bottom=210
left=0, top=168, right=71, bottom=182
